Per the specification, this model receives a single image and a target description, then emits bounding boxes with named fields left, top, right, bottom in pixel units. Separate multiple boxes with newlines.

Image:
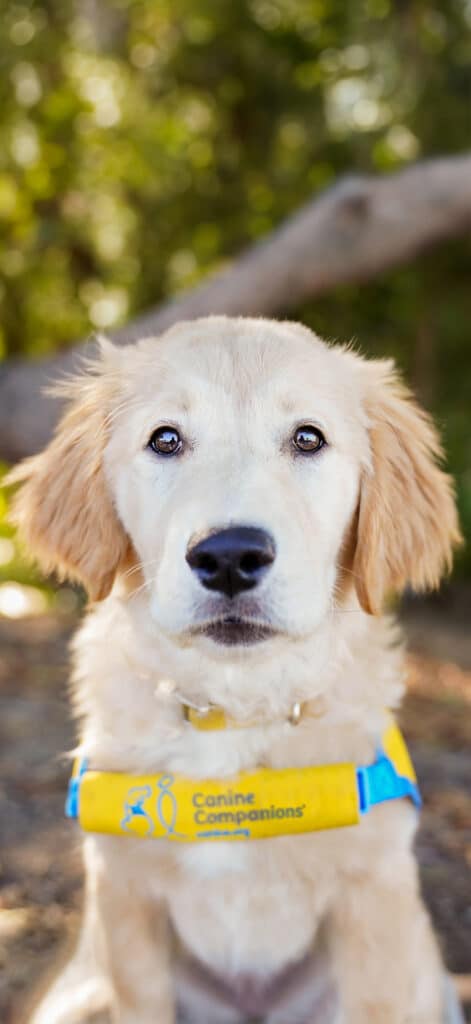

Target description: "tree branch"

left=2, top=152, right=471, bottom=462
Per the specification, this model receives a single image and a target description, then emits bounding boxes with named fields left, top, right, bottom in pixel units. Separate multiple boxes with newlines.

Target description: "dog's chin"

left=193, top=616, right=277, bottom=647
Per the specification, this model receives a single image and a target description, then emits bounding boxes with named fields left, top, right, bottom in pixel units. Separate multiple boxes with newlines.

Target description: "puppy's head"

left=9, top=319, right=460, bottom=651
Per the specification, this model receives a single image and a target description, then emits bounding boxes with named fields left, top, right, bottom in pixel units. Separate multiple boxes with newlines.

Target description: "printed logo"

left=121, top=776, right=185, bottom=839
left=191, top=789, right=307, bottom=832
left=121, top=785, right=154, bottom=837
left=119, top=778, right=308, bottom=841
left=156, top=774, right=184, bottom=838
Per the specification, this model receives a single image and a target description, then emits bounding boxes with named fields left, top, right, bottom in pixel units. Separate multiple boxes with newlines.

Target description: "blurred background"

left=0, top=1, right=470, bottom=1022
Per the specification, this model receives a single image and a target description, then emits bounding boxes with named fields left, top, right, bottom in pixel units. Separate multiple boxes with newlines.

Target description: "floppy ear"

left=8, top=358, right=130, bottom=601
left=353, top=363, right=461, bottom=615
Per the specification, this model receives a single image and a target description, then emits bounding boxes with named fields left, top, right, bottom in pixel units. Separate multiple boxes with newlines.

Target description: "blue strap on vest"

left=357, top=753, right=421, bottom=815
left=65, top=757, right=88, bottom=820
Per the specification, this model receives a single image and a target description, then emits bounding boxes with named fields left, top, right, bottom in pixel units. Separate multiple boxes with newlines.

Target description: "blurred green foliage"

left=0, top=462, right=52, bottom=606
left=0, top=0, right=470, bottom=583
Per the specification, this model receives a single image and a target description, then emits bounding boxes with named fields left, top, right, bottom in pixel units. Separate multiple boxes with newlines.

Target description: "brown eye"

left=293, top=425, right=326, bottom=454
left=148, top=426, right=183, bottom=456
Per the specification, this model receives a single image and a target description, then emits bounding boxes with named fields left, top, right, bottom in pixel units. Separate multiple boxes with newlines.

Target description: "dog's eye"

left=148, top=426, right=183, bottom=456
left=292, top=425, right=326, bottom=454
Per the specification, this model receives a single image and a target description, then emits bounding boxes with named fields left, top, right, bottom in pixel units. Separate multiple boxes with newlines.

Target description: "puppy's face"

left=105, top=319, right=365, bottom=647
left=11, top=316, right=460, bottom=660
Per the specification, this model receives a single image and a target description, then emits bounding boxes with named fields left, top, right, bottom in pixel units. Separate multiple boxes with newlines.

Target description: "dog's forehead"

left=123, top=317, right=364, bottom=414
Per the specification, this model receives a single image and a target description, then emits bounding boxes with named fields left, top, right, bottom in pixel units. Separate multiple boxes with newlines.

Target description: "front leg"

left=329, top=853, right=443, bottom=1024
left=92, top=838, right=175, bottom=1024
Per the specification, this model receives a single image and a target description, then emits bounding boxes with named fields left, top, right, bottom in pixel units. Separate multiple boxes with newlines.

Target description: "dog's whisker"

left=335, top=561, right=365, bottom=585
left=126, top=577, right=155, bottom=600
left=330, top=607, right=365, bottom=615
left=104, top=397, right=147, bottom=428
left=121, top=557, right=162, bottom=580
left=103, top=390, right=155, bottom=425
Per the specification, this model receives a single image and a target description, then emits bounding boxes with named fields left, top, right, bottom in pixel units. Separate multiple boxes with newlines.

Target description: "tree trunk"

left=1, top=152, right=471, bottom=462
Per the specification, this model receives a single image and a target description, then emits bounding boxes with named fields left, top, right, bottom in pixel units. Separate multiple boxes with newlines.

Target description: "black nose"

left=186, top=526, right=276, bottom=598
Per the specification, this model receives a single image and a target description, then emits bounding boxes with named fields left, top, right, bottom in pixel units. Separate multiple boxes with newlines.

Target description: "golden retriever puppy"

left=11, top=317, right=462, bottom=1024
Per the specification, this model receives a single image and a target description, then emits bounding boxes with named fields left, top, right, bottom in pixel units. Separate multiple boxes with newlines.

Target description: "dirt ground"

left=0, top=605, right=470, bottom=1023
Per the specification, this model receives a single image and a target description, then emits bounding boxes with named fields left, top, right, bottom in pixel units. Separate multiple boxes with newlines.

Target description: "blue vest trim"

left=356, top=753, right=421, bottom=815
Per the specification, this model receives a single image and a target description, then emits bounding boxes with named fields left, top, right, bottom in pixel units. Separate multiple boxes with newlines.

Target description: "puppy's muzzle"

left=186, top=526, right=276, bottom=598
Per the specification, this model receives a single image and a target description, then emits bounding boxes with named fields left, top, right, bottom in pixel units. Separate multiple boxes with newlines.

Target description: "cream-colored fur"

left=11, top=317, right=461, bottom=1024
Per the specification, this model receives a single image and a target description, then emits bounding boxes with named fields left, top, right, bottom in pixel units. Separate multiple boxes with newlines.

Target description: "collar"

left=181, top=698, right=304, bottom=731
left=152, top=678, right=309, bottom=731
left=66, top=721, right=420, bottom=842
